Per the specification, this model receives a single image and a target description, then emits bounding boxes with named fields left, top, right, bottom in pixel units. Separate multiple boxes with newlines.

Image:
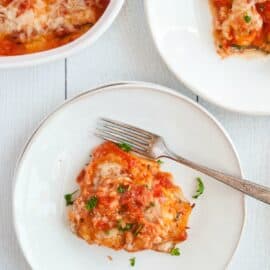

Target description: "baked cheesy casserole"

left=0, top=0, right=109, bottom=55
left=210, top=0, right=270, bottom=56
left=68, top=142, right=192, bottom=253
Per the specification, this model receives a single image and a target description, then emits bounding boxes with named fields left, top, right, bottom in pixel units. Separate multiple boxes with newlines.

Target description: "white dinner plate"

left=144, top=0, right=270, bottom=114
left=13, top=82, right=245, bottom=270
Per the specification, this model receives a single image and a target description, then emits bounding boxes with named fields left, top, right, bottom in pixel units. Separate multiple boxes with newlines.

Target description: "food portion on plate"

left=67, top=141, right=192, bottom=253
left=0, top=0, right=109, bottom=55
left=209, top=0, right=270, bottom=56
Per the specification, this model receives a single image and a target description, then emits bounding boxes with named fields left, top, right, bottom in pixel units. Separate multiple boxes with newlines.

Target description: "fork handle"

left=163, top=150, right=270, bottom=205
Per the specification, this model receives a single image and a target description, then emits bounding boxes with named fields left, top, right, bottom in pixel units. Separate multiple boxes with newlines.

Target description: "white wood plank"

left=199, top=98, right=270, bottom=270
left=1, top=0, right=265, bottom=268
left=66, top=0, right=196, bottom=100
left=0, top=61, right=65, bottom=270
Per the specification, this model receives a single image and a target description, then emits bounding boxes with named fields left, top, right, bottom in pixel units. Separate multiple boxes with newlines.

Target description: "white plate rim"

left=143, top=1, right=270, bottom=115
left=12, top=81, right=246, bottom=269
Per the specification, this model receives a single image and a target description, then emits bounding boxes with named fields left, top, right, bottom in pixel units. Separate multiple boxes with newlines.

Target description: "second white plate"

left=145, top=0, right=270, bottom=114
left=13, top=82, right=245, bottom=270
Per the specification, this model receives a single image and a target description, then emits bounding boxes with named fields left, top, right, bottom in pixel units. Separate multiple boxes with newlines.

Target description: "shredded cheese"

left=220, top=0, right=263, bottom=42
left=0, top=0, right=100, bottom=42
left=68, top=142, right=192, bottom=253
left=210, top=0, right=270, bottom=56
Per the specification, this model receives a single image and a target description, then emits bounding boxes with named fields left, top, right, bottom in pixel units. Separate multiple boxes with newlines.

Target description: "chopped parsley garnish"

left=145, top=202, right=155, bottom=211
left=64, top=190, right=78, bottom=206
left=85, top=195, right=98, bottom=210
left=129, top=257, right=136, bottom=267
left=231, top=44, right=243, bottom=50
left=117, top=184, right=128, bottom=194
left=157, top=159, right=164, bottom=165
left=134, top=223, right=144, bottom=236
left=175, top=212, right=181, bottom=221
left=192, top=177, right=205, bottom=199
left=117, top=220, right=134, bottom=232
left=118, top=142, right=132, bottom=152
left=170, top=247, right=180, bottom=256
left=244, top=14, right=251, bottom=23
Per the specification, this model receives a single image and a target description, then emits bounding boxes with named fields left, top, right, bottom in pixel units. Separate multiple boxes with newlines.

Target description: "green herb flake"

left=192, top=177, right=205, bottom=199
left=117, top=220, right=134, bottom=232
left=170, top=247, right=180, bottom=256
left=118, top=142, right=132, bottom=152
left=175, top=212, right=181, bottom=221
left=244, top=14, right=252, bottom=23
left=85, top=195, right=98, bottom=211
left=231, top=44, right=243, bottom=50
left=64, top=190, right=78, bottom=206
left=134, top=223, right=144, bottom=236
left=145, top=202, right=155, bottom=211
left=157, top=159, right=164, bottom=165
left=117, top=184, right=127, bottom=194
left=129, top=257, right=136, bottom=267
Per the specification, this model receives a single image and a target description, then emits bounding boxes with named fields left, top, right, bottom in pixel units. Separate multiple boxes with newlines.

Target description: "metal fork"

left=95, top=118, right=270, bottom=205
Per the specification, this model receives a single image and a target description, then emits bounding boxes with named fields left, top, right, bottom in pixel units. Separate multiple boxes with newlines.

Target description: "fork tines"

left=95, top=118, right=154, bottom=153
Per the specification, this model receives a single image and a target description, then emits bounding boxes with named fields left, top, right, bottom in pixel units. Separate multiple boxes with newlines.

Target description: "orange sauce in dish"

left=0, top=0, right=109, bottom=55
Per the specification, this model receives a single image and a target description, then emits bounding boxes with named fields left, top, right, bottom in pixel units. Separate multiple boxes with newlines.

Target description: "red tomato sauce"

left=0, top=0, right=109, bottom=56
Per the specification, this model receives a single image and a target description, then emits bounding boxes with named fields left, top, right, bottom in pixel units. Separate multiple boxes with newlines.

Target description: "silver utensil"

left=95, top=118, right=270, bottom=205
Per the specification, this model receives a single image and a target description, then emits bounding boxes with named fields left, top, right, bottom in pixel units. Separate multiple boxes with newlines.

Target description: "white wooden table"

left=0, top=1, right=269, bottom=269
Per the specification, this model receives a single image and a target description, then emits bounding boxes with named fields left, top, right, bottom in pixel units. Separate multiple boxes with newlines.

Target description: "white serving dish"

left=0, top=0, right=124, bottom=68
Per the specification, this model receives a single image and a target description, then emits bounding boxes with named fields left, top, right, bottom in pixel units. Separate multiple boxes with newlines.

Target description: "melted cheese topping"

left=68, top=142, right=192, bottom=253
left=0, top=0, right=109, bottom=55
left=210, top=0, right=270, bottom=56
